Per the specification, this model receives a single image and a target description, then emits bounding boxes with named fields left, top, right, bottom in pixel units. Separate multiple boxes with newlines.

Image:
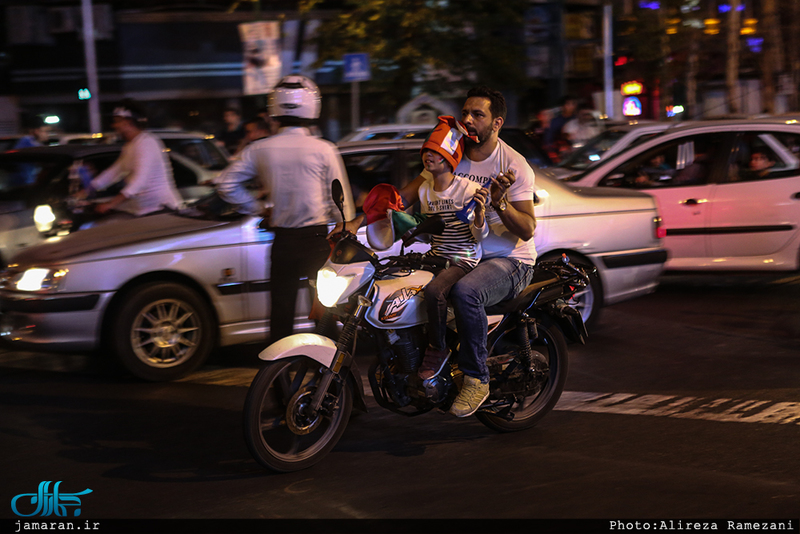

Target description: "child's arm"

left=470, top=186, right=490, bottom=242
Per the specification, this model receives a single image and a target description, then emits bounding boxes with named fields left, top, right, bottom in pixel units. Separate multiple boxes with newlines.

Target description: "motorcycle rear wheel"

left=243, top=356, right=353, bottom=472
left=476, top=319, right=569, bottom=432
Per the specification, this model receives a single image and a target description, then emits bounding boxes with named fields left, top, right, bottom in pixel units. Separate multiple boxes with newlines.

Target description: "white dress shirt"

left=215, top=127, right=355, bottom=228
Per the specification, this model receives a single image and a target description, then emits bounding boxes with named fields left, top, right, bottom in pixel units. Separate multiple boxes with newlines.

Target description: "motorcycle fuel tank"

left=365, top=270, right=434, bottom=329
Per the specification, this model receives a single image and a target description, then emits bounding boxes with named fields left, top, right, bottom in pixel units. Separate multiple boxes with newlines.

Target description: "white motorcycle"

left=243, top=180, right=591, bottom=472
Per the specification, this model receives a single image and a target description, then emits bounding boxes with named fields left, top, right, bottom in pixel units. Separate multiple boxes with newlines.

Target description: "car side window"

left=161, top=139, right=229, bottom=171
left=728, top=131, right=800, bottom=183
left=170, top=158, right=198, bottom=189
left=597, top=134, right=722, bottom=189
left=343, top=151, right=395, bottom=212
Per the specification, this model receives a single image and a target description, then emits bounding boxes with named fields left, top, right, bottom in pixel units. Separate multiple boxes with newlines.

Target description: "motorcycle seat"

left=484, top=269, right=560, bottom=316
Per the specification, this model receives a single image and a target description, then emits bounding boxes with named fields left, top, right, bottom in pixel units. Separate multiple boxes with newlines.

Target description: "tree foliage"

left=300, top=0, right=530, bottom=107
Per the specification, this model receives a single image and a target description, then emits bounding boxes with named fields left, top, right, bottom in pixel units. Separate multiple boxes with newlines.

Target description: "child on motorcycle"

left=417, top=116, right=490, bottom=381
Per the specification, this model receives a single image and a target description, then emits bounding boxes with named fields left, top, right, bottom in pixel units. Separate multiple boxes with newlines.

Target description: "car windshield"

left=161, top=138, right=229, bottom=171
left=557, top=129, right=628, bottom=171
left=499, top=129, right=551, bottom=168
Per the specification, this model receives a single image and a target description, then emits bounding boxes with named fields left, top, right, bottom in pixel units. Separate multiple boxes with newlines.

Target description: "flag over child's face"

left=421, top=116, right=477, bottom=171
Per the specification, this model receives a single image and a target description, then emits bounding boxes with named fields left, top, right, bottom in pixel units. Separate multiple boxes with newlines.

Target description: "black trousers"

left=269, top=225, right=330, bottom=342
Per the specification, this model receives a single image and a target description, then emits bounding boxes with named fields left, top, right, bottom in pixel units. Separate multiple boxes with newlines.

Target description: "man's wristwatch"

left=492, top=197, right=508, bottom=212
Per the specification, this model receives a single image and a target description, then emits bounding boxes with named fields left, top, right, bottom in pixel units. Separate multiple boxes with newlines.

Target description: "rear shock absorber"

left=517, top=312, right=536, bottom=367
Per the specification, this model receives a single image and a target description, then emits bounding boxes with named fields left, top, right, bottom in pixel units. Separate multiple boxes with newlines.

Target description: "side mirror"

left=599, top=173, right=624, bottom=187
left=331, top=179, right=346, bottom=224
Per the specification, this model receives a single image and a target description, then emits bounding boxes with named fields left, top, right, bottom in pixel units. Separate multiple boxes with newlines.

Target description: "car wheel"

left=539, top=253, right=603, bottom=329
left=112, top=282, right=215, bottom=381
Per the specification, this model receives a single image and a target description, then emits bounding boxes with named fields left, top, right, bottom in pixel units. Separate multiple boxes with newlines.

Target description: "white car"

left=550, top=121, right=680, bottom=179
left=0, top=139, right=666, bottom=381
left=564, top=118, right=800, bottom=271
left=339, top=124, right=553, bottom=170
left=0, top=144, right=216, bottom=268
left=337, top=123, right=433, bottom=143
left=341, top=140, right=665, bottom=329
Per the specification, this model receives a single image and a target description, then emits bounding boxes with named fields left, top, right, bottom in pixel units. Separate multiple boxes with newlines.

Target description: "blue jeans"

left=450, top=257, right=536, bottom=383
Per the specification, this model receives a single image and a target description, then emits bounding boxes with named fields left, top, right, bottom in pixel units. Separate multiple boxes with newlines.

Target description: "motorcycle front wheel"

left=243, top=356, right=353, bottom=472
left=476, top=318, right=569, bottom=432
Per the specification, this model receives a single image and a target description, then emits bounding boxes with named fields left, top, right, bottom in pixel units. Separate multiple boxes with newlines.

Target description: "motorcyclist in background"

left=73, top=100, right=182, bottom=220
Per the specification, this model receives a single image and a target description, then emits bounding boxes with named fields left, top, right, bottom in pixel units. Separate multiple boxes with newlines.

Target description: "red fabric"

left=421, top=115, right=476, bottom=170
left=362, top=183, right=404, bottom=225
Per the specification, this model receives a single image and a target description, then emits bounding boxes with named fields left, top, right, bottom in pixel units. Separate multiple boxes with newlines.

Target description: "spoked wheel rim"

left=566, top=284, right=594, bottom=324
left=253, top=359, right=349, bottom=464
left=477, top=321, right=568, bottom=432
left=130, top=298, right=202, bottom=368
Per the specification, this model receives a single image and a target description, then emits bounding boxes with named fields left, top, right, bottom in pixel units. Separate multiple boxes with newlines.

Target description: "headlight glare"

left=316, top=267, right=353, bottom=307
left=15, top=268, right=68, bottom=292
left=34, top=204, right=56, bottom=233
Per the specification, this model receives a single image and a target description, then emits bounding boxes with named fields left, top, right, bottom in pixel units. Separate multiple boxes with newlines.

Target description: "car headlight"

left=316, top=267, right=353, bottom=308
left=34, top=204, right=56, bottom=233
left=14, top=268, right=68, bottom=292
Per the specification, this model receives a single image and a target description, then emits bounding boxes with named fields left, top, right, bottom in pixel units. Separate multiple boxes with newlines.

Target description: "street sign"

left=343, top=53, right=371, bottom=83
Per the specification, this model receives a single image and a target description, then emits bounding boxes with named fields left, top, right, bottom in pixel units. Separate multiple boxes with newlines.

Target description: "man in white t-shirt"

left=335, top=86, right=538, bottom=417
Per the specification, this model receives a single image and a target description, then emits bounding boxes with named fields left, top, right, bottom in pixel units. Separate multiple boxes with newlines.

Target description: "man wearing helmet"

left=73, top=100, right=182, bottom=218
left=216, top=75, right=355, bottom=342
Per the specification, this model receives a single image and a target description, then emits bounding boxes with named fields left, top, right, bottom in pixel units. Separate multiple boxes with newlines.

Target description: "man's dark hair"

left=466, top=86, right=507, bottom=121
left=21, top=114, right=45, bottom=130
left=245, top=117, right=269, bottom=131
left=560, top=94, right=579, bottom=106
left=224, top=107, right=241, bottom=116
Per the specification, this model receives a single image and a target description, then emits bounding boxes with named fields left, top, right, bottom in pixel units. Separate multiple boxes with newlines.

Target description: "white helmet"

left=268, top=75, right=321, bottom=119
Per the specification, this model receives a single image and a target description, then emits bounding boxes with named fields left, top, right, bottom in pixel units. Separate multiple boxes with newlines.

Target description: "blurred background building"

left=1, top=0, right=798, bottom=140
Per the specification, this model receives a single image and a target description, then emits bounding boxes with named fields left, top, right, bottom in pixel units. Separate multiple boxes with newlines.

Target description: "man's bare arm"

left=495, top=198, right=536, bottom=241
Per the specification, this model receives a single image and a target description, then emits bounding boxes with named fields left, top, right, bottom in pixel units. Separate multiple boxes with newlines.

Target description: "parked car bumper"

left=0, top=290, right=112, bottom=351
left=590, top=248, right=668, bottom=306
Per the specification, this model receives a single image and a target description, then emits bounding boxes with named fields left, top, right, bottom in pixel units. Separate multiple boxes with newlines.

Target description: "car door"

left=594, top=132, right=734, bottom=263
left=242, top=217, right=272, bottom=331
left=706, top=130, right=800, bottom=261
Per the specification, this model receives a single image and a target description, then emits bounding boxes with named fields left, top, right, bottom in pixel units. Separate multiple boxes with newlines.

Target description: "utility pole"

left=726, top=0, right=741, bottom=113
left=790, top=0, right=800, bottom=110
left=603, top=3, right=614, bottom=120
left=80, top=0, right=101, bottom=133
left=762, top=0, right=778, bottom=113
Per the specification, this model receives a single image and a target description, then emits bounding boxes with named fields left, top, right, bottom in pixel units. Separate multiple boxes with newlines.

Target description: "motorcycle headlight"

left=316, top=267, right=353, bottom=308
left=13, top=268, right=68, bottom=292
left=34, top=204, right=56, bottom=233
